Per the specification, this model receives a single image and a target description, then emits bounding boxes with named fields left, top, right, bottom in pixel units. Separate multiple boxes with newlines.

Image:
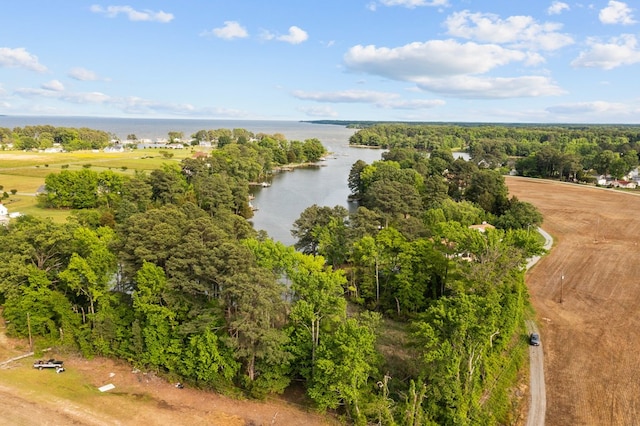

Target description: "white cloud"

left=444, top=10, right=574, bottom=50
left=548, top=1, right=570, bottom=15
left=277, top=26, right=308, bottom=44
left=202, top=21, right=249, bottom=40
left=297, top=105, right=339, bottom=117
left=547, top=100, right=630, bottom=114
left=114, top=97, right=195, bottom=114
left=114, top=97, right=247, bottom=117
left=15, top=87, right=111, bottom=104
left=376, top=0, right=449, bottom=8
left=571, top=34, right=640, bottom=69
left=0, top=47, right=47, bottom=72
left=41, top=80, right=65, bottom=91
left=12, top=84, right=248, bottom=118
left=599, top=1, right=636, bottom=25
left=293, top=89, right=395, bottom=103
left=545, top=100, right=640, bottom=122
left=68, top=67, right=100, bottom=81
left=90, top=5, right=174, bottom=23
left=344, top=40, right=532, bottom=80
left=260, top=30, right=275, bottom=41
left=414, top=75, right=565, bottom=98
left=380, top=98, right=446, bottom=109
left=292, top=89, right=445, bottom=109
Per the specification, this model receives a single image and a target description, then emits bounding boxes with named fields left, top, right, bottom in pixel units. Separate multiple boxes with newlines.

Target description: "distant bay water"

left=0, top=115, right=350, bottom=142
left=1, top=115, right=384, bottom=245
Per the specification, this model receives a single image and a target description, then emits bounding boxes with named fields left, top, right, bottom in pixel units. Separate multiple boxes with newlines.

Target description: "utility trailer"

left=33, top=358, right=65, bottom=372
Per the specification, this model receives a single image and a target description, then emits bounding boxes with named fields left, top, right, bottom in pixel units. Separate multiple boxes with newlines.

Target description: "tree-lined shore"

left=0, top=123, right=565, bottom=424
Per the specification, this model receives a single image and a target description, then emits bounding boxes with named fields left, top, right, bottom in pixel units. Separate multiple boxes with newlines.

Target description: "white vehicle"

left=33, top=358, right=65, bottom=372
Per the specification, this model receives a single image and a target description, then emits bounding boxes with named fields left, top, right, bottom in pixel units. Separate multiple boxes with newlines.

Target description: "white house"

left=612, top=180, right=638, bottom=189
left=104, top=145, right=125, bottom=153
left=0, top=203, right=8, bottom=216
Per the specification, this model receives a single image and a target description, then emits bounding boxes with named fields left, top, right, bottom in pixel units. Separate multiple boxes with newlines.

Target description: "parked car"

left=33, top=359, right=65, bottom=372
left=529, top=333, right=541, bottom=346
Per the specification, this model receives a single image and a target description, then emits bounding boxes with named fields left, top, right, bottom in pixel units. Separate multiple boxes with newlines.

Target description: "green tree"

left=178, top=328, right=239, bottom=388
left=292, top=204, right=349, bottom=255
left=221, top=248, right=291, bottom=396
left=132, top=262, right=181, bottom=369
left=58, top=227, right=117, bottom=325
left=168, top=131, right=184, bottom=143
left=302, top=138, right=326, bottom=162
left=594, top=149, right=616, bottom=175
left=464, top=169, right=509, bottom=215
left=286, top=251, right=347, bottom=379
left=348, top=159, right=368, bottom=200
left=494, top=197, right=543, bottom=230
left=149, top=164, right=189, bottom=205
left=308, top=315, right=380, bottom=422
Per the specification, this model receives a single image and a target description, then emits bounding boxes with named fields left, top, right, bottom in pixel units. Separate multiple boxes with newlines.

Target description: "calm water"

left=0, top=115, right=348, bottom=142
left=249, top=146, right=384, bottom=246
left=1, top=116, right=384, bottom=245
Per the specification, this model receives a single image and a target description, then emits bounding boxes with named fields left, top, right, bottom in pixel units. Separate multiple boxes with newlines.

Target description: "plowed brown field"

left=507, top=177, right=640, bottom=426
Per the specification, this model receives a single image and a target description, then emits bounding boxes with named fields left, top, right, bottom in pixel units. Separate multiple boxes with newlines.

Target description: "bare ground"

left=507, top=177, right=640, bottom=426
left=0, top=328, right=337, bottom=426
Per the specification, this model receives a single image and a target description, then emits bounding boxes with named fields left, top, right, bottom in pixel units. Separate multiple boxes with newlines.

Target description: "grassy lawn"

left=0, top=148, right=201, bottom=221
left=0, top=174, right=46, bottom=192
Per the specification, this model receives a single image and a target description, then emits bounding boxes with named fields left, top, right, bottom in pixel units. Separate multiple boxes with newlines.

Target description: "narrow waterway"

left=249, top=143, right=384, bottom=246
left=250, top=141, right=471, bottom=246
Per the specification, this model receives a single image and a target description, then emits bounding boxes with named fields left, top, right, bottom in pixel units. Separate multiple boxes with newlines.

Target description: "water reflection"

left=250, top=145, right=384, bottom=246
left=251, top=143, right=471, bottom=246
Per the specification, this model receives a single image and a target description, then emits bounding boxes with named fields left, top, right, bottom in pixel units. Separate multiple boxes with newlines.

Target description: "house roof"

left=469, top=222, right=495, bottom=232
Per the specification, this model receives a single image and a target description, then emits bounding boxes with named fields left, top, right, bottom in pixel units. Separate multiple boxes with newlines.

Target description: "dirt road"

left=524, top=226, right=551, bottom=426
left=507, top=177, right=640, bottom=425
left=525, top=320, right=546, bottom=426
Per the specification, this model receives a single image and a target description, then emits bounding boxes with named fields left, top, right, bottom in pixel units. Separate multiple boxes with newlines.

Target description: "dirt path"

left=525, top=320, right=546, bottom=426
left=524, top=227, right=552, bottom=426
left=507, top=177, right=640, bottom=426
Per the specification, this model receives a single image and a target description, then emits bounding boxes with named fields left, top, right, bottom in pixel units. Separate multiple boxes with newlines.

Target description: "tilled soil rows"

left=507, top=177, right=640, bottom=426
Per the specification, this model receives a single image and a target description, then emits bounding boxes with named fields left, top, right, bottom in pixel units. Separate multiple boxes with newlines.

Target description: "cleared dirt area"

left=507, top=177, right=640, bottom=426
left=0, top=327, right=336, bottom=425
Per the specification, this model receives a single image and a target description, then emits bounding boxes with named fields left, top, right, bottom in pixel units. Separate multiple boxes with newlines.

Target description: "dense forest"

left=348, top=123, right=640, bottom=182
left=0, top=124, right=551, bottom=425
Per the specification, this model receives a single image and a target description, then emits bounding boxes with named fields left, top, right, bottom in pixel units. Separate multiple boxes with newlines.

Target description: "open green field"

left=0, top=148, right=200, bottom=221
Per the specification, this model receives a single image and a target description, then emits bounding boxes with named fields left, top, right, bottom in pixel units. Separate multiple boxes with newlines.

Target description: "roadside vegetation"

left=0, top=123, right=555, bottom=424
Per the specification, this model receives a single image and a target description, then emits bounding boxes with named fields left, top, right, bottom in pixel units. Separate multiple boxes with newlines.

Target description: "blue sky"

left=1, top=1, right=639, bottom=123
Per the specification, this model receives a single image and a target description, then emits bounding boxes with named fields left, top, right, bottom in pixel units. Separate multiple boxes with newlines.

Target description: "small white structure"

left=98, top=383, right=116, bottom=392
left=0, top=203, right=8, bottom=217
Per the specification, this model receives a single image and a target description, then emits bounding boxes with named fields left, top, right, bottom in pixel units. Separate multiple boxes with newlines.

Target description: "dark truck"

left=33, top=358, right=65, bottom=372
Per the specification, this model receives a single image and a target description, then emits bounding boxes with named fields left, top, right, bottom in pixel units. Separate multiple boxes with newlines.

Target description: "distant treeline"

left=0, top=125, right=111, bottom=151
left=345, top=123, right=640, bottom=181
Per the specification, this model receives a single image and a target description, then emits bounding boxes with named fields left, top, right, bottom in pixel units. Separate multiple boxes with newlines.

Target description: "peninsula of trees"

left=6, top=121, right=620, bottom=424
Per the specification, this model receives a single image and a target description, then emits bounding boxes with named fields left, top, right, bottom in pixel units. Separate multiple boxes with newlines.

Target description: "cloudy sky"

left=1, top=1, right=639, bottom=123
